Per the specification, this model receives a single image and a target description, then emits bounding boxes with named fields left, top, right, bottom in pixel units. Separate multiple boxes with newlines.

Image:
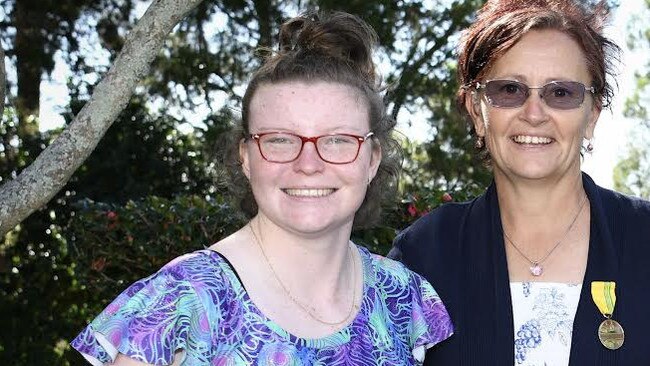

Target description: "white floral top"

left=510, top=282, right=581, bottom=366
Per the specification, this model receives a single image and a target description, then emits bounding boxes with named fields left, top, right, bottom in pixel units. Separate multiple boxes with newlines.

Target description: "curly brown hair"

left=220, top=11, right=401, bottom=229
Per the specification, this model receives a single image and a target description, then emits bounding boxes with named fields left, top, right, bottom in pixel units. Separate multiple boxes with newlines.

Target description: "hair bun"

left=278, top=11, right=379, bottom=86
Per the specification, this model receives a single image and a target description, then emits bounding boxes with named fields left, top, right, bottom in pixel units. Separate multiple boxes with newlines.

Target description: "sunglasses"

left=473, top=80, right=596, bottom=110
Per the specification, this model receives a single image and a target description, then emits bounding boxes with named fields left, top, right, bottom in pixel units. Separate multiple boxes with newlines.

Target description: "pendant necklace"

left=249, top=221, right=359, bottom=326
left=503, top=194, right=588, bottom=276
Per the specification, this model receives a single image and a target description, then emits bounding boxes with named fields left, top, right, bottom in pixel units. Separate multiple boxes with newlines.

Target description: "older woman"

left=71, top=11, right=452, bottom=366
left=390, top=0, right=650, bottom=365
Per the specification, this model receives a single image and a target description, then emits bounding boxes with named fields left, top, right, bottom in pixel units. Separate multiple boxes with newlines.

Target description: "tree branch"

left=389, top=24, right=457, bottom=120
left=0, top=0, right=204, bottom=236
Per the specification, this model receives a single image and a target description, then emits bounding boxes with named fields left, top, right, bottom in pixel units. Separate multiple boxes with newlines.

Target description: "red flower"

left=106, top=211, right=118, bottom=220
left=442, top=193, right=453, bottom=202
left=407, top=203, right=418, bottom=217
left=91, top=257, right=107, bottom=272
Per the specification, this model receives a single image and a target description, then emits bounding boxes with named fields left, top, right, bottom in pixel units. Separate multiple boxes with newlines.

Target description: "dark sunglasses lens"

left=541, top=82, right=585, bottom=110
left=485, top=80, right=528, bottom=108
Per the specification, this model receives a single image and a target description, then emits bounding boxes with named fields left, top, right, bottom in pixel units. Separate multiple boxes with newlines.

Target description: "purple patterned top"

left=72, top=245, right=453, bottom=365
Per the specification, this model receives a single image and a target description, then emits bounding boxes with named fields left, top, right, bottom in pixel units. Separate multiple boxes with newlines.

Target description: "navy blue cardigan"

left=389, top=173, right=650, bottom=365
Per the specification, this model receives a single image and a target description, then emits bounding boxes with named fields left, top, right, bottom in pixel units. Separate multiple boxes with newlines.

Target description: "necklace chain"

left=249, top=221, right=358, bottom=326
left=503, top=194, right=588, bottom=272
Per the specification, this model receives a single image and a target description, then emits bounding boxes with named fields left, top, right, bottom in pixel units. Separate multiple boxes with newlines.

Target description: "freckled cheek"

left=248, top=165, right=285, bottom=192
left=334, top=165, right=369, bottom=184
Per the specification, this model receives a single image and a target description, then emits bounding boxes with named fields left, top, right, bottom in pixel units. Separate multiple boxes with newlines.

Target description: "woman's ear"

left=585, top=103, right=601, bottom=140
left=465, top=91, right=486, bottom=138
left=368, top=140, right=382, bottom=182
left=239, top=138, right=251, bottom=180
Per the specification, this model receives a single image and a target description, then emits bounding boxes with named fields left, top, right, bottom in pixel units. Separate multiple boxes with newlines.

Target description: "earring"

left=475, top=136, right=484, bottom=149
left=367, top=177, right=372, bottom=186
left=581, top=138, right=594, bottom=156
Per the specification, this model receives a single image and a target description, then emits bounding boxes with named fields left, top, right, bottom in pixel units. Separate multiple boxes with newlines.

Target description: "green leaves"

left=615, top=0, right=650, bottom=199
left=69, top=195, right=244, bottom=294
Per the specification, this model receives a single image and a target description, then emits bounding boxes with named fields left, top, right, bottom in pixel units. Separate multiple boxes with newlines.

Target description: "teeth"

left=513, top=135, right=552, bottom=144
left=283, top=188, right=335, bottom=197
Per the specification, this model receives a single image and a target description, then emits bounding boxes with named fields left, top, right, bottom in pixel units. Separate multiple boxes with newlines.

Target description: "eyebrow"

left=253, top=126, right=367, bottom=134
left=491, top=74, right=583, bottom=84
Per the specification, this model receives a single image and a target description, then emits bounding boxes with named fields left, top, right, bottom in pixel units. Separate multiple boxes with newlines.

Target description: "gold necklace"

left=249, top=221, right=359, bottom=326
left=503, top=194, right=588, bottom=276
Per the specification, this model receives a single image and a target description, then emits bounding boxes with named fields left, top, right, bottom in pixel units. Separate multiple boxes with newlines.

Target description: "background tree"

left=0, top=0, right=204, bottom=235
left=613, top=0, right=650, bottom=198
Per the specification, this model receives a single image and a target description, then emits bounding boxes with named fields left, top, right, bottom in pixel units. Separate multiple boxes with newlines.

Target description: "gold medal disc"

left=598, top=319, right=624, bottom=350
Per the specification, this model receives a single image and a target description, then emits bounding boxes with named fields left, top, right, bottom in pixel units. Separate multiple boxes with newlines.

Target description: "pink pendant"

left=530, top=263, right=543, bottom=276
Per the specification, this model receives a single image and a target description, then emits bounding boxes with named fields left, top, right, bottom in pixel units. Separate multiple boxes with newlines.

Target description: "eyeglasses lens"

left=316, top=135, right=361, bottom=163
left=258, top=133, right=300, bottom=162
left=258, top=133, right=361, bottom=163
left=484, top=80, right=587, bottom=110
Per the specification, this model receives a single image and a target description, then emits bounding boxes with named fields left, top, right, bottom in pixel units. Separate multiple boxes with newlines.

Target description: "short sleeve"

left=408, top=272, right=454, bottom=363
left=71, top=261, right=212, bottom=365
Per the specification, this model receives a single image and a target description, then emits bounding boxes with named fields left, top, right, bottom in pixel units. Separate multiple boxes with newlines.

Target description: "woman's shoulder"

left=360, top=245, right=414, bottom=281
left=71, top=249, right=239, bottom=365
left=399, top=195, right=483, bottom=238
left=360, top=245, right=438, bottom=292
left=159, top=249, right=219, bottom=274
left=116, top=249, right=236, bottom=297
left=583, top=173, right=649, bottom=215
left=593, top=184, right=650, bottom=222
left=391, top=199, right=478, bottom=259
left=357, top=246, right=454, bottom=352
left=604, top=186, right=650, bottom=209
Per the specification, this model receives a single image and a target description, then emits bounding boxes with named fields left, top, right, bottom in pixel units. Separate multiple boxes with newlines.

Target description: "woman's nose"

left=520, top=92, right=550, bottom=126
left=292, top=141, right=326, bottom=174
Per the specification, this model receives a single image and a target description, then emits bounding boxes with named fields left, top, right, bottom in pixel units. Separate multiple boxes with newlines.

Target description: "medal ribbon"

left=591, top=281, right=616, bottom=317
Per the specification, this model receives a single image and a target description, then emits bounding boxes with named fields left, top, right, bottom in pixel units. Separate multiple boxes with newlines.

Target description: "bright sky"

left=580, top=1, right=647, bottom=188
left=32, top=1, right=648, bottom=189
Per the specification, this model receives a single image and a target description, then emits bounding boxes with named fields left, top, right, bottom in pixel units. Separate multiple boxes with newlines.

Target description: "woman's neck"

left=494, top=170, right=591, bottom=282
left=494, top=170, right=586, bottom=234
left=251, top=214, right=355, bottom=295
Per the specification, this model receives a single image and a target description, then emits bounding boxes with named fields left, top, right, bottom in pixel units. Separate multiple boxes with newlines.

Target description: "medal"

left=591, top=281, right=624, bottom=350
left=598, top=318, right=624, bottom=350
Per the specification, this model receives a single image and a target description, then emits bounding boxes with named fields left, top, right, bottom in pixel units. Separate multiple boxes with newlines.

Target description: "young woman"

left=72, top=11, right=453, bottom=365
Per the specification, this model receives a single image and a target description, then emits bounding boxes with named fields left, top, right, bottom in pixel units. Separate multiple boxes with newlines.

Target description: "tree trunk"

left=254, top=0, right=274, bottom=49
left=1, top=47, right=5, bottom=119
left=13, top=0, right=44, bottom=136
left=0, top=0, right=205, bottom=236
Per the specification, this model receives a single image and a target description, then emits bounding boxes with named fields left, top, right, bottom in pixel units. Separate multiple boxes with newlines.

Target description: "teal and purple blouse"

left=72, top=245, right=453, bottom=365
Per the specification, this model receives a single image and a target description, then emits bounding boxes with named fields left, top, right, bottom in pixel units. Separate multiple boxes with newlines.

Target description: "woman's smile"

left=511, top=135, right=554, bottom=145
left=282, top=188, right=338, bottom=197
